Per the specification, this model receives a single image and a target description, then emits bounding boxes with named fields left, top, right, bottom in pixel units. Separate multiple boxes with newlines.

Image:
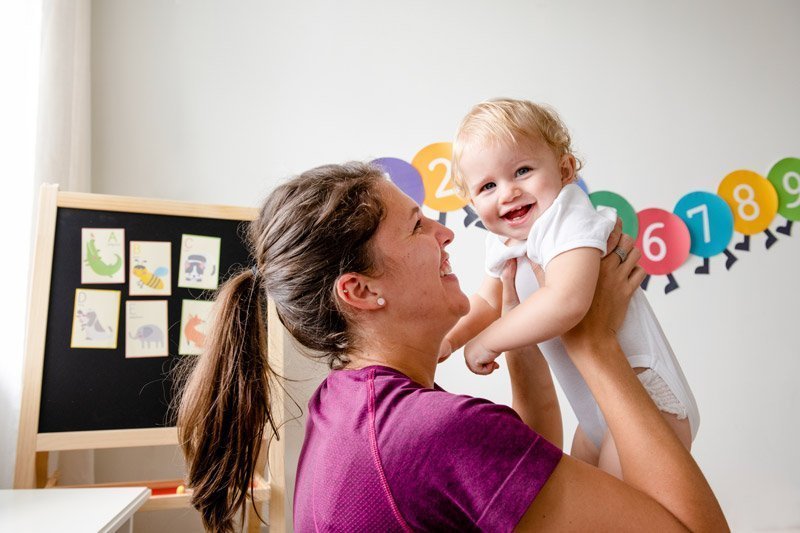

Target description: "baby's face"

left=459, top=135, right=574, bottom=244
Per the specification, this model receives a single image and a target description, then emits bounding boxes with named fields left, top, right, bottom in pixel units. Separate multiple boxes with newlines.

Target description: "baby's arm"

left=439, top=275, right=502, bottom=361
left=464, top=247, right=602, bottom=374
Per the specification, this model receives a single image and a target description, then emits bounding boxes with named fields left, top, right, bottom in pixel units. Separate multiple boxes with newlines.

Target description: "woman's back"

left=294, top=365, right=562, bottom=532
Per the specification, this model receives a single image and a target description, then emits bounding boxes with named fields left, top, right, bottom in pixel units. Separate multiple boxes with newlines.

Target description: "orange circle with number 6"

left=411, top=142, right=467, bottom=213
left=717, top=170, right=778, bottom=235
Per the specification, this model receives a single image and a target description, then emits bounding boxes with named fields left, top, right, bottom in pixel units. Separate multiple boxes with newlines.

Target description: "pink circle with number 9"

left=635, top=208, right=691, bottom=275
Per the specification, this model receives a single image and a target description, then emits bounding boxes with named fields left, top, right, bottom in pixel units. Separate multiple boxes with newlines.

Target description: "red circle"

left=635, top=208, right=691, bottom=275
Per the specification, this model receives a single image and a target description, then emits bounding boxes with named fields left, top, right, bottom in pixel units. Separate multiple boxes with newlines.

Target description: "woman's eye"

left=413, top=219, right=423, bottom=233
left=515, top=166, right=532, bottom=177
left=480, top=182, right=496, bottom=192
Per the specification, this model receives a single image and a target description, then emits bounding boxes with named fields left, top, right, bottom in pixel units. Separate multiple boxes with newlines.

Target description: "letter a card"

left=130, top=241, right=172, bottom=296
left=125, top=300, right=169, bottom=358
left=177, top=234, right=221, bottom=290
left=70, top=288, right=121, bottom=349
left=179, top=299, right=215, bottom=355
left=81, top=228, right=126, bottom=284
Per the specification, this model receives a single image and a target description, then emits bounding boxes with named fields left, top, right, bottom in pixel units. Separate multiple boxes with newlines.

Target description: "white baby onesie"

left=485, top=183, right=700, bottom=448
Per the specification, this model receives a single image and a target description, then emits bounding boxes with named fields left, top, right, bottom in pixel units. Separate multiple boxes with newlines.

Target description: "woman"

left=178, top=162, right=728, bottom=532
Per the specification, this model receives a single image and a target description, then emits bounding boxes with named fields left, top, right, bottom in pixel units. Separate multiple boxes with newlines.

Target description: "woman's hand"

left=562, top=233, right=645, bottom=353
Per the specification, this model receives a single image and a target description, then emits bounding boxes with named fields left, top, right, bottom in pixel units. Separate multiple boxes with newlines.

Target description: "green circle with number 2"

left=767, top=157, right=800, bottom=221
left=589, top=190, right=639, bottom=239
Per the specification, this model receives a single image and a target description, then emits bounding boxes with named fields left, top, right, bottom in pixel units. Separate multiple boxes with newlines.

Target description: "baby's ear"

left=560, top=154, right=577, bottom=184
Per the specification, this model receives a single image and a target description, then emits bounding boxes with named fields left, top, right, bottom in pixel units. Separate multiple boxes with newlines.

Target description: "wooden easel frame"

left=14, top=184, right=287, bottom=531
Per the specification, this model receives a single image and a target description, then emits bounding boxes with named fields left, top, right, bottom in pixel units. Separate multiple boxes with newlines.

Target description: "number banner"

left=372, top=157, right=425, bottom=206
left=767, top=157, right=800, bottom=222
left=635, top=209, right=691, bottom=275
left=717, top=170, right=778, bottom=235
left=673, top=191, right=734, bottom=258
left=411, top=142, right=468, bottom=213
left=590, top=190, right=639, bottom=239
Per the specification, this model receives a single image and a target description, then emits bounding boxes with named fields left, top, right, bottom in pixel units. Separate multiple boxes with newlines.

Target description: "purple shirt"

left=294, top=365, right=562, bottom=532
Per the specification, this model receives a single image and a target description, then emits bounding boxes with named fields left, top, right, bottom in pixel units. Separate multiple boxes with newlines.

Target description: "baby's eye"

left=515, top=166, right=532, bottom=178
left=480, top=182, right=496, bottom=192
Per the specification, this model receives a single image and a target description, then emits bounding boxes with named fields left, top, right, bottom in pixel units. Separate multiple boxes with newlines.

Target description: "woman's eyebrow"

left=409, top=206, right=420, bottom=220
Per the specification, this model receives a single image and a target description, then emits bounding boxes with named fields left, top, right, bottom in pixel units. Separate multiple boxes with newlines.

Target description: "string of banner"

left=372, top=143, right=799, bottom=294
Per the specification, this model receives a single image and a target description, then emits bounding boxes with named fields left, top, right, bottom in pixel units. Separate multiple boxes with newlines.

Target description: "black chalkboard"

left=38, top=206, right=253, bottom=433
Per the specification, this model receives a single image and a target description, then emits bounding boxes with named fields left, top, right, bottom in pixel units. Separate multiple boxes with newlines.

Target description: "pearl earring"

left=376, top=296, right=386, bottom=306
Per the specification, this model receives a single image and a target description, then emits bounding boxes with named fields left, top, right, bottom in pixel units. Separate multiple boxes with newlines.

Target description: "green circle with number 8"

left=767, top=157, right=800, bottom=221
left=589, top=190, right=639, bottom=239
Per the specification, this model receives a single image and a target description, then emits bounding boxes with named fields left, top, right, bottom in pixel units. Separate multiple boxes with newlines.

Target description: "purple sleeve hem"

left=476, top=434, right=563, bottom=532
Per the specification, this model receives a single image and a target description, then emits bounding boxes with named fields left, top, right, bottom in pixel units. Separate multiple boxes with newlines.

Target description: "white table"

left=0, top=487, right=150, bottom=533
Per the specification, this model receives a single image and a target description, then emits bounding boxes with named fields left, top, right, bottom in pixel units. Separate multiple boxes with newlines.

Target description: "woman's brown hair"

left=177, top=162, right=386, bottom=531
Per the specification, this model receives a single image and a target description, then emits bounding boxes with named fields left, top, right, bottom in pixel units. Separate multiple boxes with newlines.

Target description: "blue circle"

left=673, top=191, right=734, bottom=258
left=371, top=157, right=425, bottom=206
left=576, top=176, right=589, bottom=194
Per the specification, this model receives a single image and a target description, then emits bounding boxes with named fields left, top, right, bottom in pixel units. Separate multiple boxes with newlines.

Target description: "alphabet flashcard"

left=179, top=299, right=215, bottom=355
left=125, top=300, right=169, bottom=358
left=70, top=288, right=121, bottom=349
left=177, top=234, right=221, bottom=290
left=81, top=228, right=126, bottom=284
left=129, top=241, right=172, bottom=296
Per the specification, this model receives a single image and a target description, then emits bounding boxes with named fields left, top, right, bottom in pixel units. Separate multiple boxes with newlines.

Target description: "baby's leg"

left=570, top=425, right=600, bottom=466
left=597, top=367, right=692, bottom=479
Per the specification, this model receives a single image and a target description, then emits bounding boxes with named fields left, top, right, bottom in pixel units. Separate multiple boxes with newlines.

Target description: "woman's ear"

left=560, top=154, right=577, bottom=185
left=336, top=273, right=383, bottom=311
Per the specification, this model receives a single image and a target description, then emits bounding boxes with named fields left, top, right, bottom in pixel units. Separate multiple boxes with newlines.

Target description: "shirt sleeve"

left=527, top=184, right=617, bottom=269
left=377, top=388, right=563, bottom=532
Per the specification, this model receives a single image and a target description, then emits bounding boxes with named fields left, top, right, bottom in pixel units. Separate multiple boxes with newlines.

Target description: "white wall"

left=91, top=1, right=800, bottom=531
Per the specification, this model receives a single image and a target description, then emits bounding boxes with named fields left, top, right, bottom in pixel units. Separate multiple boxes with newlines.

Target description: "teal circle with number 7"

left=673, top=191, right=734, bottom=258
left=767, top=157, right=800, bottom=221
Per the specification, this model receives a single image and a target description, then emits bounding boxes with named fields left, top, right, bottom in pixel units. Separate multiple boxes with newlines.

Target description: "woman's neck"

left=346, top=342, right=437, bottom=389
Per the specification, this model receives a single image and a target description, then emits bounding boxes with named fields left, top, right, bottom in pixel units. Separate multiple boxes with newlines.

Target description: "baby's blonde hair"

left=452, top=98, right=582, bottom=198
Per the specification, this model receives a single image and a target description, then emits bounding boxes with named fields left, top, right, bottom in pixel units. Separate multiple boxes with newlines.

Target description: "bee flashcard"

left=70, top=288, right=121, bottom=349
left=81, top=228, right=126, bottom=284
left=177, top=234, right=221, bottom=290
left=179, top=299, right=215, bottom=355
left=129, top=241, right=172, bottom=296
left=125, top=300, right=169, bottom=358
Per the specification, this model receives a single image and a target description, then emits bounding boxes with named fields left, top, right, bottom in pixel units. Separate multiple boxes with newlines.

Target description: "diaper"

left=637, top=368, right=688, bottom=420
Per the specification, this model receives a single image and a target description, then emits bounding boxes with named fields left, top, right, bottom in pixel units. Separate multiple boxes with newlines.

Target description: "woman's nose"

left=434, top=219, right=454, bottom=247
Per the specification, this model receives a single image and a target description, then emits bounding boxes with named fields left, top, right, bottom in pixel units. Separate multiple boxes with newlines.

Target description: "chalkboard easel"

left=13, top=184, right=287, bottom=530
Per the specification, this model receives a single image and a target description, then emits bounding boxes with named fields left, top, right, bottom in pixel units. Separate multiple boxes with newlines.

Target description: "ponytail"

left=177, top=267, right=278, bottom=532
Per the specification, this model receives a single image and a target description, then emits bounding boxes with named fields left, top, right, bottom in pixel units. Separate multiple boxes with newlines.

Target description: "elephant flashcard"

left=125, top=300, right=168, bottom=358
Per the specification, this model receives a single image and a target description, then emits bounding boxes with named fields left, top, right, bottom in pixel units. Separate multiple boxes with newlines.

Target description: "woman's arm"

left=517, top=236, right=728, bottom=532
left=501, top=260, right=562, bottom=448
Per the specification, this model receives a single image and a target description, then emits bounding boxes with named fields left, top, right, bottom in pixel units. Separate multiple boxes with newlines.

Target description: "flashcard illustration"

left=129, top=241, right=172, bottom=296
left=81, top=228, right=126, bottom=284
left=70, top=289, right=121, bottom=349
left=125, top=300, right=169, bottom=358
left=178, top=234, right=221, bottom=290
left=179, top=299, right=215, bottom=355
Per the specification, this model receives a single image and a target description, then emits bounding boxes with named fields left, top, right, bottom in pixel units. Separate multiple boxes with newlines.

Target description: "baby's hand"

left=464, top=338, right=500, bottom=375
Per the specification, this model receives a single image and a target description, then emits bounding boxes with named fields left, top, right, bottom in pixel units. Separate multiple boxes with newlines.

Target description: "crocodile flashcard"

left=81, top=228, right=126, bottom=284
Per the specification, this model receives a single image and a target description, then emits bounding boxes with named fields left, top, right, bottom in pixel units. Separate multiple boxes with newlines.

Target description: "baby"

left=444, top=98, right=699, bottom=476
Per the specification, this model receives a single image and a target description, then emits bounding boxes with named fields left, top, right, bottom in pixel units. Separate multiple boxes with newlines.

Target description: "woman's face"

left=370, top=181, right=470, bottom=329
